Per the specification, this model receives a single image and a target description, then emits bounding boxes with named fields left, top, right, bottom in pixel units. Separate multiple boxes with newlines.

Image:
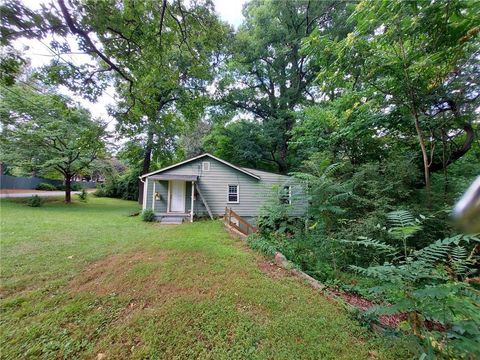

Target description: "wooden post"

left=190, top=181, right=194, bottom=223
left=142, top=178, right=148, bottom=210
left=228, top=207, right=232, bottom=226
left=152, top=181, right=155, bottom=211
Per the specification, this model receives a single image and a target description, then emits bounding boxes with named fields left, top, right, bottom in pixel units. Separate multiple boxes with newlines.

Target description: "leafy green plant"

left=141, top=209, right=155, bottom=222
left=35, top=183, right=57, bottom=191
left=386, top=210, right=423, bottom=258
left=72, top=183, right=84, bottom=191
left=256, top=185, right=299, bottom=235
left=27, top=195, right=44, bottom=207
left=346, top=213, right=480, bottom=359
left=94, top=185, right=107, bottom=197
left=94, top=169, right=140, bottom=201
left=293, top=156, right=352, bottom=231
left=76, top=189, right=88, bottom=202
left=246, top=233, right=278, bottom=257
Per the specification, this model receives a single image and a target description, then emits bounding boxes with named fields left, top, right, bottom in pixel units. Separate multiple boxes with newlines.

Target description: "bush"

left=141, top=209, right=155, bottom=222
left=247, top=233, right=279, bottom=256
left=76, top=188, right=88, bottom=202
left=71, top=183, right=83, bottom=191
left=36, top=183, right=57, bottom=191
left=27, top=195, right=44, bottom=207
left=94, top=185, right=107, bottom=197
left=93, top=169, right=140, bottom=201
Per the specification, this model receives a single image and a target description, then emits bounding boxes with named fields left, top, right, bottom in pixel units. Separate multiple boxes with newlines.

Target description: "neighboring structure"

left=140, top=153, right=305, bottom=224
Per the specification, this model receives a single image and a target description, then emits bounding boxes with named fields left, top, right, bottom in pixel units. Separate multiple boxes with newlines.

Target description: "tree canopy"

left=0, top=85, right=106, bottom=202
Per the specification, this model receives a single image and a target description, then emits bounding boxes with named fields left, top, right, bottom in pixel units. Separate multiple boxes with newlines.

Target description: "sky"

left=14, top=0, right=247, bottom=134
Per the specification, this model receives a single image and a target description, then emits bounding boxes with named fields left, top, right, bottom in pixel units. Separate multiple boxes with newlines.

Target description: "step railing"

left=224, top=207, right=257, bottom=236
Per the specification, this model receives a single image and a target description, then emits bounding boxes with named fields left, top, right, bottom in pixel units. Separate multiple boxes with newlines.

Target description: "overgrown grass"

left=1, top=197, right=410, bottom=359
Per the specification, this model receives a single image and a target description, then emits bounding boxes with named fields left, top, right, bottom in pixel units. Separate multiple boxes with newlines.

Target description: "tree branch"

left=57, top=0, right=133, bottom=86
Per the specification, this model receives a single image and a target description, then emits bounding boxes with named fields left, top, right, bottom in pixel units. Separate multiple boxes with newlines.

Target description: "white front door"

left=169, top=180, right=185, bottom=212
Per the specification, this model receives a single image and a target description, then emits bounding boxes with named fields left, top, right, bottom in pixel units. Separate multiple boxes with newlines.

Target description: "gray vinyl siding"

left=144, top=180, right=168, bottom=212
left=143, top=178, right=208, bottom=215
left=154, top=157, right=306, bottom=218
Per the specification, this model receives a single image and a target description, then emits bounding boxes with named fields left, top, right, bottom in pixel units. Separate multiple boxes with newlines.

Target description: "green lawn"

left=0, top=197, right=409, bottom=359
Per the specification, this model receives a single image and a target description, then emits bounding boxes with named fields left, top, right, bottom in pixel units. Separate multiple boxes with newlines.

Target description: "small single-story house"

left=140, top=153, right=305, bottom=224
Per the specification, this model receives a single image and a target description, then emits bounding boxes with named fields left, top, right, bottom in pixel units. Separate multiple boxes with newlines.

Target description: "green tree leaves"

left=0, top=85, right=106, bottom=202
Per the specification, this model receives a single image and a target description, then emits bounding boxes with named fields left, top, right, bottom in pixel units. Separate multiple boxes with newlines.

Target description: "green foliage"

left=256, top=185, right=301, bottom=235
left=305, top=0, right=480, bottom=189
left=349, top=220, right=480, bottom=359
left=71, top=183, right=83, bottom=191
left=0, top=85, right=106, bottom=203
left=217, top=0, right=347, bottom=173
left=293, top=155, right=353, bottom=230
left=246, top=233, right=278, bottom=257
left=387, top=210, right=423, bottom=258
left=94, top=169, right=140, bottom=201
left=26, top=195, right=44, bottom=207
left=76, top=189, right=88, bottom=202
left=35, top=183, right=57, bottom=191
left=141, top=209, right=155, bottom=222
left=203, top=119, right=276, bottom=171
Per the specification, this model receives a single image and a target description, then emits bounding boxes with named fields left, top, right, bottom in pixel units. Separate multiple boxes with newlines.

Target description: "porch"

left=143, top=174, right=213, bottom=223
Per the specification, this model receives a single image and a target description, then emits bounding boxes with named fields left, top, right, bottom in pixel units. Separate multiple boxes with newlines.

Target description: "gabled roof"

left=139, top=153, right=261, bottom=180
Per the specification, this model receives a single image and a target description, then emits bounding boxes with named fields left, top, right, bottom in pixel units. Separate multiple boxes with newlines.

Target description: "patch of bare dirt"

left=330, top=289, right=407, bottom=328
left=228, top=235, right=292, bottom=280
left=69, top=251, right=218, bottom=306
left=256, top=258, right=292, bottom=279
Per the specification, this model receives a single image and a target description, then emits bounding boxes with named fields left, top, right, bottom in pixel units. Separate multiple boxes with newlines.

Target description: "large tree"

left=306, top=0, right=480, bottom=192
left=0, top=85, right=106, bottom=203
left=218, top=0, right=348, bottom=173
left=1, top=0, right=230, bottom=201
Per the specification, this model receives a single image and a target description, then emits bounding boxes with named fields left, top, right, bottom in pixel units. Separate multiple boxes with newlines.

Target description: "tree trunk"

left=412, top=110, right=432, bottom=210
left=276, top=115, right=295, bottom=174
left=65, top=174, right=72, bottom=204
left=429, top=123, right=475, bottom=172
left=413, top=111, right=431, bottom=193
left=277, top=146, right=289, bottom=174
left=138, top=141, right=153, bottom=204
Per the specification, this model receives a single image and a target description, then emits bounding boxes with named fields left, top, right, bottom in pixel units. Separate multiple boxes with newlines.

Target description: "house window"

left=227, top=184, right=239, bottom=203
left=202, top=161, right=210, bottom=171
left=280, top=186, right=292, bottom=204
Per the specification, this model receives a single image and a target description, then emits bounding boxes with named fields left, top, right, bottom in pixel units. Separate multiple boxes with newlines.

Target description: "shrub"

left=36, top=183, right=57, bottom=191
left=256, top=187, right=299, bottom=235
left=27, top=195, right=44, bottom=207
left=94, top=185, right=107, bottom=197
left=94, top=169, right=140, bottom=201
left=71, top=183, right=83, bottom=191
left=76, top=188, right=88, bottom=202
left=247, top=233, right=279, bottom=256
left=141, top=209, right=155, bottom=222
left=346, top=214, right=480, bottom=359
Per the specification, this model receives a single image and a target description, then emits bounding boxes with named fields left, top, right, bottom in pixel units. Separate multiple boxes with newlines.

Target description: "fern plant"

left=293, top=159, right=353, bottom=231
left=387, top=210, right=422, bottom=258
left=346, top=217, right=480, bottom=359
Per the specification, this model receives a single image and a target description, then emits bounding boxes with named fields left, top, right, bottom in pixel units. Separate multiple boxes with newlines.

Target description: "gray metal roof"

left=149, top=174, right=198, bottom=181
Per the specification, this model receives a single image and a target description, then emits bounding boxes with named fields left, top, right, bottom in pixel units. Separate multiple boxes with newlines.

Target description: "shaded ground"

left=0, top=197, right=411, bottom=359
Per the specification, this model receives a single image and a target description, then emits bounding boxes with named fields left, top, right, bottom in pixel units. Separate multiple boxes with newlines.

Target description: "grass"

left=0, top=197, right=411, bottom=359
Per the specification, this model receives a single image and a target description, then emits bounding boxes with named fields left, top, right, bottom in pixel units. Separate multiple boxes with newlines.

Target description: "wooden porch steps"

left=160, top=216, right=185, bottom=225
left=155, top=213, right=189, bottom=225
